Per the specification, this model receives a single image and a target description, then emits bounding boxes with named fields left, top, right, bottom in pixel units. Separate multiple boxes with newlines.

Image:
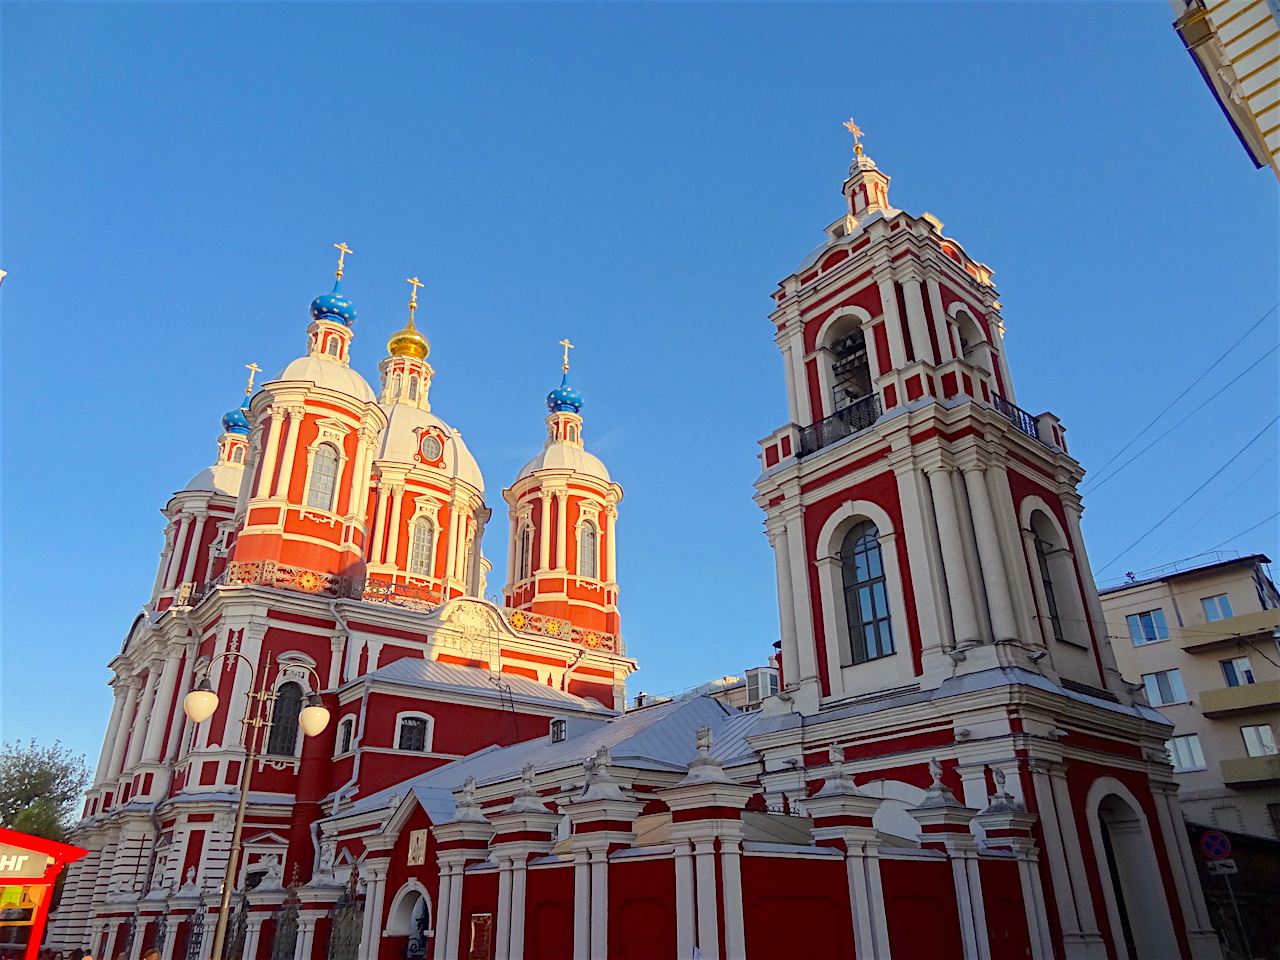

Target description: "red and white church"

left=50, top=134, right=1223, bottom=960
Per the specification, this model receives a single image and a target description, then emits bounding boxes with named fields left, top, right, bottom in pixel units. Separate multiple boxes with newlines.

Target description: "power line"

left=1096, top=415, right=1280, bottom=574
left=1081, top=303, right=1277, bottom=490
left=1084, top=342, right=1279, bottom=494
left=1206, top=512, right=1280, bottom=553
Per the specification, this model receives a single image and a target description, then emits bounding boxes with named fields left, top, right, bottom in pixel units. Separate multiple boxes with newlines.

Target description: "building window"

left=327, top=337, right=341, bottom=357
left=1242, top=724, right=1278, bottom=757
left=840, top=521, right=894, bottom=664
left=1141, top=669, right=1187, bottom=706
left=1202, top=594, right=1234, bottom=622
left=398, top=716, right=430, bottom=753
left=566, top=424, right=578, bottom=443
left=1127, top=608, right=1170, bottom=645
left=550, top=718, right=567, bottom=743
left=408, top=377, right=419, bottom=401
left=1222, top=657, right=1255, bottom=687
left=1167, top=734, right=1205, bottom=772
left=578, top=521, right=598, bottom=579
left=266, top=682, right=303, bottom=756
left=746, top=668, right=780, bottom=704
left=1034, top=537, right=1064, bottom=642
left=337, top=717, right=354, bottom=755
left=517, top=525, right=533, bottom=580
left=409, top=519, right=435, bottom=577
left=306, top=443, right=341, bottom=511
left=231, top=446, right=245, bottom=464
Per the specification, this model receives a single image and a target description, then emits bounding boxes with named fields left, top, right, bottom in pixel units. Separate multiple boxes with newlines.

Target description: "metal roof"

left=359, top=657, right=616, bottom=714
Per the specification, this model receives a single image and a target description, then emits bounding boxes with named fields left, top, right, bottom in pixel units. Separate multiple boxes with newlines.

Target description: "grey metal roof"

left=344, top=695, right=767, bottom=821
left=361, top=657, right=616, bottom=714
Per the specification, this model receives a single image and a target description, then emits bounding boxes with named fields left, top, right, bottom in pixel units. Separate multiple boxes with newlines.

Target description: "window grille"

left=266, top=682, right=303, bottom=756
left=399, top=717, right=429, bottom=752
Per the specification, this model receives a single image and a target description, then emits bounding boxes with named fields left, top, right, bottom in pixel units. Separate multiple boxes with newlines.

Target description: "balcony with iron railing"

left=992, top=394, right=1044, bottom=444
left=798, top=394, right=882, bottom=458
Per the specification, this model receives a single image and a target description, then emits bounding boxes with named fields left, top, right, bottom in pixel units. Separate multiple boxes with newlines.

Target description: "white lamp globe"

left=184, top=688, right=219, bottom=724
left=298, top=704, right=331, bottom=738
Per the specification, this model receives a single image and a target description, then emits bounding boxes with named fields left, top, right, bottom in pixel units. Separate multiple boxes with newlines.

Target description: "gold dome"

left=388, top=318, right=429, bottom=359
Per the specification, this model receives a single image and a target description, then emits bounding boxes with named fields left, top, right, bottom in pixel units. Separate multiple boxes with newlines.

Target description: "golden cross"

left=244, top=362, right=262, bottom=396
left=406, top=276, right=424, bottom=308
left=333, top=242, right=354, bottom=278
left=843, top=118, right=865, bottom=155
left=559, top=338, right=574, bottom=372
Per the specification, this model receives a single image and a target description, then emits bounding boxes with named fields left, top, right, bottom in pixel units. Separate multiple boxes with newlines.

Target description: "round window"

left=420, top=435, right=443, bottom=461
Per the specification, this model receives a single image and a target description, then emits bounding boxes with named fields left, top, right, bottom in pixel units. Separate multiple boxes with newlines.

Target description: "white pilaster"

left=142, top=653, right=182, bottom=763
left=927, top=468, right=981, bottom=647
left=538, top=493, right=552, bottom=571
left=964, top=468, right=1018, bottom=643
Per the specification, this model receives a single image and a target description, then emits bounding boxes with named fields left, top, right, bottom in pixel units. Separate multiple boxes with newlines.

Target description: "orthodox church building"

left=51, top=132, right=1223, bottom=960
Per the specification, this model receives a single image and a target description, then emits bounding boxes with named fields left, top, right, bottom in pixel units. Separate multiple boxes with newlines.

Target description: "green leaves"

left=0, top=740, right=91, bottom=841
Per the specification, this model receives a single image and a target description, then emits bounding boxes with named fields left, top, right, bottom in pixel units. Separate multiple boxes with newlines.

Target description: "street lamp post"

left=183, top=651, right=330, bottom=960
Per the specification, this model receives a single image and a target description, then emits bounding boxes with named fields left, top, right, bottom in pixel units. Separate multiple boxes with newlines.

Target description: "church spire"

left=378, top=276, right=434, bottom=409
left=306, top=243, right=358, bottom=364
left=841, top=117, right=892, bottom=223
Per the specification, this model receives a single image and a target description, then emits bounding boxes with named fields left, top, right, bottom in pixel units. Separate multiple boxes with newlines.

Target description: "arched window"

left=326, top=337, right=341, bottom=357
left=840, top=521, right=894, bottom=664
left=266, top=682, right=303, bottom=756
left=1028, top=510, right=1085, bottom=645
left=390, top=374, right=402, bottom=398
left=1034, top=534, right=1064, bottom=642
left=397, top=715, right=431, bottom=752
left=517, top=525, right=533, bottom=580
left=409, top=519, right=435, bottom=577
left=566, top=424, right=578, bottom=443
left=336, top=717, right=354, bottom=755
left=306, top=444, right=340, bottom=511
left=408, top=377, right=419, bottom=401
left=231, top=446, right=245, bottom=464
left=578, top=521, right=598, bottom=579
left=821, top=314, right=872, bottom=412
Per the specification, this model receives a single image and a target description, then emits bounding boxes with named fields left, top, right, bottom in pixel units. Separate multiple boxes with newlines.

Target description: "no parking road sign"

left=1200, top=830, right=1232, bottom=860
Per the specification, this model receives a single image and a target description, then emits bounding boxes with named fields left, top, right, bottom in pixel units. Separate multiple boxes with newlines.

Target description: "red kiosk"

left=0, top=827, right=86, bottom=960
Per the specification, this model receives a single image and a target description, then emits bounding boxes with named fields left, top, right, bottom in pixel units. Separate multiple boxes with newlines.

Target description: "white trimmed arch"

left=814, top=500, right=910, bottom=699
left=1018, top=496, right=1090, bottom=649
left=1083, top=777, right=1180, bottom=960
left=384, top=877, right=434, bottom=939
left=811, top=306, right=879, bottom=418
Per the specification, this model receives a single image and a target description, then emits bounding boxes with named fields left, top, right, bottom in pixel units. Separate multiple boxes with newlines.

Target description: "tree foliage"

left=0, top=740, right=91, bottom=842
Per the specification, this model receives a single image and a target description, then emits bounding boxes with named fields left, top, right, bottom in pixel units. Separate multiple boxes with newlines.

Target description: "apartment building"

left=1100, top=552, right=1280, bottom=838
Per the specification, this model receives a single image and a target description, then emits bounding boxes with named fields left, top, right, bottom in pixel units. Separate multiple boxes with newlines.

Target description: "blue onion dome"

left=221, top=400, right=251, bottom=435
left=546, top=372, right=583, bottom=414
left=310, top=279, right=357, bottom=326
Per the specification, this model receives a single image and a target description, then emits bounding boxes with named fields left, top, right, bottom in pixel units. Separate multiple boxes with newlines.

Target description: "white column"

left=588, top=848, right=608, bottom=960
left=721, top=840, right=746, bottom=960
left=142, top=653, right=182, bottom=763
left=163, top=646, right=195, bottom=762
left=386, top=485, right=405, bottom=568
left=494, top=856, right=513, bottom=960
left=901, top=277, right=934, bottom=365
left=963, top=468, right=1019, bottom=643
left=359, top=861, right=389, bottom=959
left=94, top=686, right=128, bottom=785
left=784, top=516, right=820, bottom=686
left=538, top=493, right=552, bottom=571
left=242, top=915, right=265, bottom=960
left=162, top=514, right=193, bottom=591
left=768, top=526, right=801, bottom=685
left=509, top=858, right=528, bottom=960
left=254, top=410, right=283, bottom=498
left=604, top=505, right=618, bottom=583
left=928, top=468, right=981, bottom=647
left=294, top=916, right=317, bottom=960
left=273, top=406, right=304, bottom=498
left=433, top=866, right=455, bottom=960
left=123, top=670, right=160, bottom=772
left=875, top=277, right=908, bottom=368
left=927, top=279, right=955, bottom=362
left=351, top=427, right=379, bottom=525
left=693, top=839, right=720, bottom=959
left=554, top=492, right=569, bottom=571
left=447, top=502, right=464, bottom=583
left=673, top=842, right=695, bottom=960
left=572, top=853, right=590, bottom=960
left=787, top=331, right=813, bottom=425
left=152, top=522, right=178, bottom=597
left=371, top=483, right=389, bottom=564
left=179, top=512, right=208, bottom=586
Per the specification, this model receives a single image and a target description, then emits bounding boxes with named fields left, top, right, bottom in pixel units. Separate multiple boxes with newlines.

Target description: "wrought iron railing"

left=798, top=394, right=882, bottom=457
left=992, top=394, right=1043, bottom=444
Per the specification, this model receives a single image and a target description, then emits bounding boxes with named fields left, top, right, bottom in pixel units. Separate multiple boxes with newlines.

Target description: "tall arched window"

left=517, top=525, right=533, bottom=580
left=1034, top=535, right=1064, bottom=642
left=408, top=377, right=419, bottom=401
left=578, top=521, right=599, bottom=579
left=840, top=521, right=894, bottom=664
left=409, top=519, right=435, bottom=577
left=306, top=444, right=340, bottom=511
left=266, top=682, right=303, bottom=756
left=327, top=337, right=341, bottom=357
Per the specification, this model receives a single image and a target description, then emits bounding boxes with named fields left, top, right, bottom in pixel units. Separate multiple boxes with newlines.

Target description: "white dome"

left=184, top=463, right=244, bottom=497
left=516, top=443, right=610, bottom=482
left=276, top=355, right=376, bottom=402
left=377, top=404, right=484, bottom=493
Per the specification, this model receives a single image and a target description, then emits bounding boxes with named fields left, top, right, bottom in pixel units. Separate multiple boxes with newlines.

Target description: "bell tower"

left=755, top=124, right=1123, bottom=713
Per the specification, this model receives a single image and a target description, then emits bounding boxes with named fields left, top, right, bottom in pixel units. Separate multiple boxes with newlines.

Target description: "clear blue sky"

left=3, top=2, right=1276, bottom=767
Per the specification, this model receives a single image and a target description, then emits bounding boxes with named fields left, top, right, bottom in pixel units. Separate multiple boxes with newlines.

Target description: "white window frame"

left=1127, top=608, right=1171, bottom=646
left=409, top=517, right=437, bottom=578
left=1202, top=594, right=1234, bottom=622
left=549, top=718, right=567, bottom=743
left=1167, top=735, right=1205, bottom=773
left=745, top=667, right=780, bottom=703
left=577, top=519, right=599, bottom=579
left=395, top=711, right=434, bottom=753
left=300, top=423, right=351, bottom=515
left=1242, top=724, right=1278, bottom=758
left=335, top=716, right=355, bottom=757
left=1140, top=669, right=1187, bottom=706
left=1222, top=656, right=1255, bottom=687
left=516, top=523, right=534, bottom=581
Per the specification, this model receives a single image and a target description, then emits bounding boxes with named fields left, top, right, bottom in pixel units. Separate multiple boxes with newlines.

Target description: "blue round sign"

left=1200, top=830, right=1232, bottom=859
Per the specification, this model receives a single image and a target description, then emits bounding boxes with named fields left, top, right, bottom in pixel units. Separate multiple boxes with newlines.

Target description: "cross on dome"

left=546, top=339, right=583, bottom=414
left=311, top=243, right=358, bottom=326
left=333, top=242, right=353, bottom=279
left=387, top=275, right=430, bottom=359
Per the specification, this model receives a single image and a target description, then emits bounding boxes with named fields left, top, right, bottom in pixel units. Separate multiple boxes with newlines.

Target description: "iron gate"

left=183, top=908, right=206, bottom=960
left=269, top=899, right=299, bottom=960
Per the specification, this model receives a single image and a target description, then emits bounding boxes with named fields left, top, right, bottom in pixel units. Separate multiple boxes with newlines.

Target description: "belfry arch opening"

left=953, top=309, right=994, bottom=375
left=1092, top=791, right=1179, bottom=960
left=1027, top=509, right=1088, bottom=648
left=821, top=314, right=873, bottom=412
